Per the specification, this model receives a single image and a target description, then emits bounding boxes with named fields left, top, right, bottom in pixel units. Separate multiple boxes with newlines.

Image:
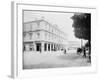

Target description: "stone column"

left=33, top=42, right=36, bottom=51
left=47, top=43, right=48, bottom=51
left=54, top=44, right=55, bottom=51
left=55, top=44, right=57, bottom=51
left=41, top=42, right=44, bottom=53
left=25, top=44, right=30, bottom=51
left=53, top=44, right=55, bottom=51
left=56, top=44, right=58, bottom=51
left=50, top=44, right=51, bottom=52
left=51, top=44, right=53, bottom=51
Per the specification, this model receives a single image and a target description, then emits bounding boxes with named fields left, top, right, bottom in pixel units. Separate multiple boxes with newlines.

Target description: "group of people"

left=77, top=47, right=91, bottom=62
left=77, top=47, right=86, bottom=57
left=61, top=46, right=91, bottom=63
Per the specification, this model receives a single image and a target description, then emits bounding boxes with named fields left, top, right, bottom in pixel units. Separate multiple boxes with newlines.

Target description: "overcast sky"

left=24, top=10, right=81, bottom=42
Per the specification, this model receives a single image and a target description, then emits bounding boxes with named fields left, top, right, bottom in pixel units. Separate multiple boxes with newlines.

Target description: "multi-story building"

left=68, top=41, right=81, bottom=50
left=23, top=19, right=68, bottom=53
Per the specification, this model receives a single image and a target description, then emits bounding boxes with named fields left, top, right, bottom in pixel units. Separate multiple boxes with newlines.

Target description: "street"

left=23, top=51, right=91, bottom=69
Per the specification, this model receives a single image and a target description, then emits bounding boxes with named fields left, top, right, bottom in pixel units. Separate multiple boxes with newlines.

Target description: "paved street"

left=23, top=51, right=90, bottom=69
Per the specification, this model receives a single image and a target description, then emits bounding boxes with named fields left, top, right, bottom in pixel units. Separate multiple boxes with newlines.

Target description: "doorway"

left=36, top=43, right=41, bottom=52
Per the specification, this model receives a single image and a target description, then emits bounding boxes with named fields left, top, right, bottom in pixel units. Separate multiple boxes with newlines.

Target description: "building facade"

left=23, top=19, right=68, bottom=53
left=68, top=41, right=81, bottom=50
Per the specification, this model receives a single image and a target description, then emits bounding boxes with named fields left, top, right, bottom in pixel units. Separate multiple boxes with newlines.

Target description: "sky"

left=24, top=10, right=81, bottom=42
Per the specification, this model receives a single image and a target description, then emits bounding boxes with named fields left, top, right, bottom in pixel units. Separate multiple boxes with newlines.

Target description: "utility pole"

left=81, top=39, right=83, bottom=48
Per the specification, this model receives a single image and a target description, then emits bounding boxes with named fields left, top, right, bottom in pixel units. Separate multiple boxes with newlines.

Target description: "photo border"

left=11, top=2, right=97, bottom=78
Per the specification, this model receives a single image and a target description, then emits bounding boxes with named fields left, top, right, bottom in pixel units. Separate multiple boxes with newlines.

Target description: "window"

left=40, top=21, right=45, bottom=29
left=25, top=33, right=30, bottom=40
left=52, top=28, right=53, bottom=32
left=37, top=32, right=40, bottom=38
left=45, top=32, right=47, bottom=39
left=32, top=23, right=38, bottom=31
left=29, top=32, right=33, bottom=39
left=23, top=33, right=26, bottom=38
left=25, top=24, right=31, bottom=32
left=23, top=24, right=26, bottom=32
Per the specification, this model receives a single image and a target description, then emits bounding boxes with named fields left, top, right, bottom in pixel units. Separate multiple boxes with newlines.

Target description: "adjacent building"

left=23, top=19, right=68, bottom=53
left=68, top=41, right=81, bottom=50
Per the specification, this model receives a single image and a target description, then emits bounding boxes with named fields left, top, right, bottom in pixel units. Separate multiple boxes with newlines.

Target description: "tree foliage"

left=71, top=13, right=91, bottom=40
left=71, top=13, right=91, bottom=62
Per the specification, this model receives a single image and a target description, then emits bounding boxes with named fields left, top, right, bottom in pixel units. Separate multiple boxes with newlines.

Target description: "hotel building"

left=23, top=19, right=68, bottom=53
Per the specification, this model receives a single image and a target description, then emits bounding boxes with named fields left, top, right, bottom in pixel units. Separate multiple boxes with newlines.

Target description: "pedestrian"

left=64, top=49, right=66, bottom=54
left=77, top=48, right=82, bottom=55
left=83, top=47, right=86, bottom=58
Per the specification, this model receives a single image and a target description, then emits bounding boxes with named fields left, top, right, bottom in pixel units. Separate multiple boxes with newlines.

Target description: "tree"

left=71, top=13, right=91, bottom=62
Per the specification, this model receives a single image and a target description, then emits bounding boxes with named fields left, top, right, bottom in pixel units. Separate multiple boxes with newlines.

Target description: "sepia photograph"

left=22, top=10, right=91, bottom=69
